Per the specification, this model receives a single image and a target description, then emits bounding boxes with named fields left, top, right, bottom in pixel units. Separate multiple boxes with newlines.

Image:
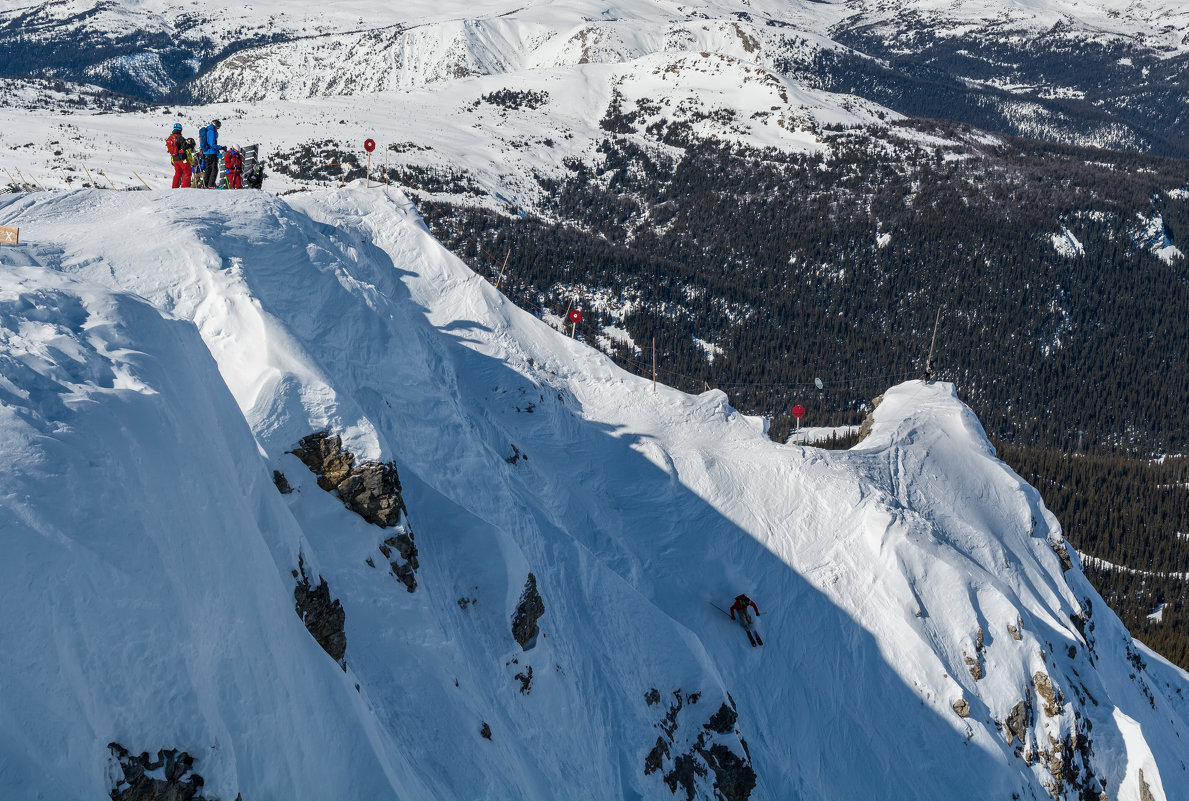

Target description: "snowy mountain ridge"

left=1, top=185, right=1186, bottom=800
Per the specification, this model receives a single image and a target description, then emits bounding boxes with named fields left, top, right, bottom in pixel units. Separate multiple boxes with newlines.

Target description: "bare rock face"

left=107, top=743, right=225, bottom=801
left=644, top=690, right=756, bottom=801
left=511, top=573, right=545, bottom=650
left=289, top=431, right=408, bottom=526
left=952, top=698, right=971, bottom=718
left=293, top=554, right=347, bottom=669
left=1005, top=696, right=1032, bottom=747
left=289, top=431, right=419, bottom=590
left=855, top=394, right=884, bottom=444
left=1034, top=672, right=1065, bottom=717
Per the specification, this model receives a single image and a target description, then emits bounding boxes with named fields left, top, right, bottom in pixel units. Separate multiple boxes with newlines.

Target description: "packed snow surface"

left=0, top=186, right=1186, bottom=799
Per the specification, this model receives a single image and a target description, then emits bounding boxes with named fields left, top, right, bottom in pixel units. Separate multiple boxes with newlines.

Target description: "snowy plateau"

left=1, top=0, right=1189, bottom=799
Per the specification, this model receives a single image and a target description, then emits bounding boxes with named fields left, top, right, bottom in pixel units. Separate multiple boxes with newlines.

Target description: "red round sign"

left=363, top=138, right=376, bottom=153
left=568, top=309, right=583, bottom=324
left=791, top=405, right=806, bottom=419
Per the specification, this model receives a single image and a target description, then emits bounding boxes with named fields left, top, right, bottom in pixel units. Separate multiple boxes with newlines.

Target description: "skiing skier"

left=166, top=123, right=190, bottom=188
left=224, top=146, right=243, bottom=189
left=729, top=593, right=763, bottom=646
left=201, top=119, right=224, bottom=189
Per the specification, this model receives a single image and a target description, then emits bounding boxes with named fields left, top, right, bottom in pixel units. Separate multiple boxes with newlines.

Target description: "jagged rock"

left=480, top=722, right=492, bottom=740
left=1049, top=539, right=1074, bottom=571
left=514, top=665, right=534, bottom=694
left=272, top=470, right=293, bottom=494
left=952, top=698, right=971, bottom=718
left=289, top=431, right=418, bottom=589
left=645, top=737, right=670, bottom=775
left=1034, top=672, right=1065, bottom=717
left=379, top=533, right=419, bottom=592
left=645, top=688, right=662, bottom=706
left=289, top=431, right=409, bottom=527
left=293, top=554, right=347, bottom=669
left=855, top=394, right=884, bottom=444
left=964, top=653, right=983, bottom=681
left=697, top=742, right=757, bottom=801
left=1139, top=769, right=1156, bottom=801
left=107, top=743, right=215, bottom=801
left=1008, top=620, right=1022, bottom=641
left=1005, top=696, right=1032, bottom=747
left=511, top=573, right=545, bottom=650
left=975, top=627, right=985, bottom=652
left=703, top=702, right=738, bottom=734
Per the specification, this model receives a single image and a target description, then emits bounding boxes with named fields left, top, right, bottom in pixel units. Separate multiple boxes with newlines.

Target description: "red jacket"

left=729, top=596, right=759, bottom=619
left=224, top=150, right=243, bottom=173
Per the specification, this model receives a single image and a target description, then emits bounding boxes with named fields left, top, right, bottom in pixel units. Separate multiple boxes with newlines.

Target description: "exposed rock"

left=697, top=742, right=757, bottom=801
left=1008, top=620, right=1022, bottom=641
left=289, top=431, right=409, bottom=527
left=703, top=702, right=738, bottom=734
left=107, top=743, right=219, bottom=801
left=855, top=394, right=884, bottom=444
left=645, top=737, right=670, bottom=776
left=379, top=533, right=419, bottom=592
left=272, top=470, right=293, bottom=494
left=1139, top=769, right=1156, bottom=801
left=975, top=627, right=985, bottom=652
left=964, top=653, right=983, bottom=681
left=1005, top=696, right=1032, bottom=747
left=514, top=665, right=534, bottom=694
left=511, top=573, right=545, bottom=650
left=1049, top=539, right=1074, bottom=571
left=289, top=431, right=418, bottom=590
left=646, top=690, right=756, bottom=801
left=1034, top=672, right=1065, bottom=717
left=952, top=698, right=971, bottom=718
left=480, top=722, right=492, bottom=740
left=293, top=554, right=347, bottom=669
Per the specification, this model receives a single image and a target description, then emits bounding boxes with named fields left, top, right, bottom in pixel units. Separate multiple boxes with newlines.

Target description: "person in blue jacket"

left=202, top=119, right=224, bottom=188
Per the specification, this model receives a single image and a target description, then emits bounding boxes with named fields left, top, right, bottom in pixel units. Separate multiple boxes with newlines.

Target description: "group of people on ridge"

left=166, top=120, right=260, bottom=190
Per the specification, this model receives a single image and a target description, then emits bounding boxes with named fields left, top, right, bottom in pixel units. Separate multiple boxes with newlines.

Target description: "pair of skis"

left=710, top=603, right=764, bottom=647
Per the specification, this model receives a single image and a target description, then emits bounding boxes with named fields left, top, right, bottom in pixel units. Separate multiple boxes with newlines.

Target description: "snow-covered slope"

left=1, top=185, right=1185, bottom=800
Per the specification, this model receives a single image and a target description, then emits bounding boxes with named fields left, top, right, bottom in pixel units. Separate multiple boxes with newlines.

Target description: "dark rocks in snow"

left=272, top=469, right=293, bottom=494
left=379, top=533, right=419, bottom=592
left=289, top=431, right=418, bottom=590
left=1049, top=539, right=1075, bottom=572
left=964, top=652, right=984, bottom=681
left=293, top=554, right=347, bottom=670
left=511, top=572, right=545, bottom=650
left=855, top=393, right=884, bottom=444
left=289, top=431, right=409, bottom=527
left=480, top=722, right=492, bottom=740
left=952, top=698, right=971, bottom=718
left=703, top=703, right=737, bottom=734
left=1005, top=696, right=1033, bottom=747
left=646, top=690, right=756, bottom=801
left=1034, top=672, right=1065, bottom=717
left=513, top=665, right=534, bottom=694
left=107, top=743, right=222, bottom=801
left=1008, top=620, right=1023, bottom=641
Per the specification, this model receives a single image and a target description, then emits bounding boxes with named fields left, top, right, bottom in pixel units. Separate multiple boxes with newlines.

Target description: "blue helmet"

left=173, top=123, right=182, bottom=131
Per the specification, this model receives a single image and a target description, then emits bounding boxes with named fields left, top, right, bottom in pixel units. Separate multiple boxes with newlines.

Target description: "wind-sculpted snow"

left=0, top=187, right=1186, bottom=799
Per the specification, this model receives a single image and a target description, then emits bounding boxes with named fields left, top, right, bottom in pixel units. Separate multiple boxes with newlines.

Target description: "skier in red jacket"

left=729, top=593, right=763, bottom=646
left=166, top=123, right=190, bottom=188
left=224, top=146, right=244, bottom=189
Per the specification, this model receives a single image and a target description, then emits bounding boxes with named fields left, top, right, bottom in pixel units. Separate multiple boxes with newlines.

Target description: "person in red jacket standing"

left=729, top=593, right=763, bottom=647
left=166, top=123, right=190, bottom=188
left=224, top=145, right=244, bottom=189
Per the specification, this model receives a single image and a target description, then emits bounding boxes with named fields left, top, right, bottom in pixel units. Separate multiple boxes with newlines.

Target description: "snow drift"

left=0, top=186, right=1186, bottom=800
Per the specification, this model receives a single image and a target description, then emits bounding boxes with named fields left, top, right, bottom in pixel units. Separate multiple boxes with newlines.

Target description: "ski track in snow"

left=0, top=186, right=1186, bottom=799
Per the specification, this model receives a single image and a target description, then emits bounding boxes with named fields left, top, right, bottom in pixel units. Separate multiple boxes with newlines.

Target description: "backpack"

left=166, top=132, right=183, bottom=156
left=198, top=126, right=209, bottom=151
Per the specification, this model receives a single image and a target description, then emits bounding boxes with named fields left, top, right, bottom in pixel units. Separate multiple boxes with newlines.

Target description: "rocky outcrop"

left=1034, top=672, right=1065, bottom=717
left=289, top=431, right=408, bottom=526
left=108, top=743, right=227, bottom=801
left=289, top=431, right=419, bottom=590
left=1005, top=696, right=1032, bottom=748
left=511, top=573, right=545, bottom=650
left=952, top=698, right=971, bottom=718
left=294, top=554, right=347, bottom=669
left=855, top=394, right=884, bottom=444
left=645, top=689, right=756, bottom=801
